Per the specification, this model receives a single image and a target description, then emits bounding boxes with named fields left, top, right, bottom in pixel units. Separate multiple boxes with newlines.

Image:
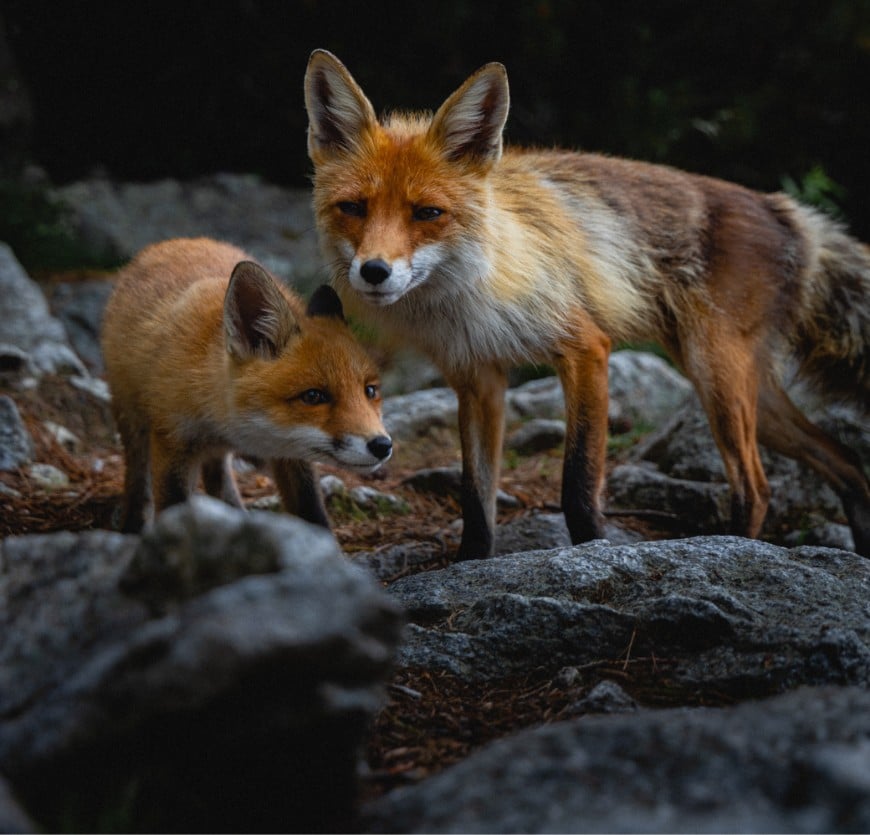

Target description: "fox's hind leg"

left=272, top=458, right=330, bottom=528
left=757, top=380, right=870, bottom=556
left=681, top=328, right=771, bottom=539
left=201, top=453, right=245, bottom=508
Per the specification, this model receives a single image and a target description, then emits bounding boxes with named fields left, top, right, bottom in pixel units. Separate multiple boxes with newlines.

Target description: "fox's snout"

left=366, top=433, right=393, bottom=461
left=330, top=429, right=392, bottom=473
left=360, top=259, right=392, bottom=286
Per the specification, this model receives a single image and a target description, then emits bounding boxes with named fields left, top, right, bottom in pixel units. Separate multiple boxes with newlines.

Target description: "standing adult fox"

left=304, top=49, right=870, bottom=559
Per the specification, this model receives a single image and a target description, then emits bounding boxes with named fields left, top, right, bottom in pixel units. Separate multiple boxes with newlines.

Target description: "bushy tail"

left=790, top=204, right=870, bottom=412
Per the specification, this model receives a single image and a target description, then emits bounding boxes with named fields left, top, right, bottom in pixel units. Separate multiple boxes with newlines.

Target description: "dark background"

left=4, top=0, right=870, bottom=237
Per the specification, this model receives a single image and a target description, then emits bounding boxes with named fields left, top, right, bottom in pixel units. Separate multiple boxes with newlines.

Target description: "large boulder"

left=0, top=242, right=85, bottom=377
left=0, top=497, right=403, bottom=832
left=385, top=536, right=870, bottom=688
left=53, top=174, right=322, bottom=291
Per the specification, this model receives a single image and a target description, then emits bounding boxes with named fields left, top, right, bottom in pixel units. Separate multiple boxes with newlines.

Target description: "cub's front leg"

left=272, top=458, right=330, bottom=528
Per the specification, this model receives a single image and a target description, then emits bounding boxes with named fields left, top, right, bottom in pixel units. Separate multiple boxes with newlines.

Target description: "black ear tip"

left=307, top=284, right=345, bottom=320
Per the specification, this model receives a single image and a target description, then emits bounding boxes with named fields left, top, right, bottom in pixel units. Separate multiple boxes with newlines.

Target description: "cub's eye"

left=412, top=206, right=443, bottom=222
left=365, top=383, right=380, bottom=400
left=337, top=200, right=366, bottom=218
left=300, top=388, right=330, bottom=405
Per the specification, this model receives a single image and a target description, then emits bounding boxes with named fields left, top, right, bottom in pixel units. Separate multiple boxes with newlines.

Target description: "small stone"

left=26, top=463, right=69, bottom=489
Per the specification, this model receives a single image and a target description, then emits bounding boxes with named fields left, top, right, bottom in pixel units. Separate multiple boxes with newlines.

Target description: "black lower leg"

left=457, top=473, right=494, bottom=560
left=562, top=436, right=605, bottom=544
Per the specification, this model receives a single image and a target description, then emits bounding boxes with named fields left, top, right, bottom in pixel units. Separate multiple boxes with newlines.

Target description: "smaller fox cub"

left=101, top=237, right=392, bottom=532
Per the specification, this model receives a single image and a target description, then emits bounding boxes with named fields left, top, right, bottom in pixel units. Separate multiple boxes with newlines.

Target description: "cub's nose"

left=367, top=435, right=393, bottom=461
left=360, top=259, right=392, bottom=285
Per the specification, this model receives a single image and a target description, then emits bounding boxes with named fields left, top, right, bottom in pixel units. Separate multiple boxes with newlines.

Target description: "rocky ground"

left=0, top=174, right=868, bottom=832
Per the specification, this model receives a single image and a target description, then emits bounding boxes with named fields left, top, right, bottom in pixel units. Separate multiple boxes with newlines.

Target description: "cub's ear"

left=307, top=284, right=346, bottom=321
left=428, top=63, right=509, bottom=170
left=304, top=49, right=378, bottom=162
left=224, top=262, right=300, bottom=360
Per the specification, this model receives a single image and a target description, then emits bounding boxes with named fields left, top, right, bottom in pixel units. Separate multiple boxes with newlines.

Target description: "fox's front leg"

left=448, top=363, right=508, bottom=560
left=272, top=458, right=330, bottom=528
left=201, top=453, right=245, bottom=507
left=554, top=322, right=611, bottom=544
left=149, top=431, right=196, bottom=518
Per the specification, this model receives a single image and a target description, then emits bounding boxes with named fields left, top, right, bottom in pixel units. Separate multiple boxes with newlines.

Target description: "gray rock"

left=567, top=678, right=638, bottom=715
left=363, top=685, right=870, bottom=833
left=350, top=541, right=448, bottom=583
left=609, top=397, right=867, bottom=550
left=24, top=462, right=69, bottom=489
left=386, top=537, right=870, bottom=688
left=0, top=497, right=403, bottom=832
left=0, top=343, right=34, bottom=383
left=42, top=420, right=80, bottom=452
left=504, top=352, right=691, bottom=430
left=506, top=418, right=566, bottom=454
left=55, top=174, right=324, bottom=292
left=383, top=388, right=458, bottom=440
left=493, top=512, right=573, bottom=555
left=349, top=485, right=410, bottom=514
left=506, top=375, right=565, bottom=420
left=380, top=350, right=443, bottom=396
left=0, top=243, right=86, bottom=376
left=0, top=394, right=33, bottom=471
left=402, top=465, right=518, bottom=512
left=607, top=461, right=731, bottom=533
left=403, top=466, right=462, bottom=498
left=48, top=278, right=114, bottom=374
left=607, top=349, right=692, bottom=428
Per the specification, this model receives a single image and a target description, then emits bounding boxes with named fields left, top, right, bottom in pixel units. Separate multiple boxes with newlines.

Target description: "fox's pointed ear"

left=224, top=262, right=300, bottom=360
left=307, top=284, right=346, bottom=321
left=304, top=49, right=377, bottom=162
left=428, top=63, right=509, bottom=169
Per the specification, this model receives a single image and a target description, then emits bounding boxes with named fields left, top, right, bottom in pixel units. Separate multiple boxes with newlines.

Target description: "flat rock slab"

left=386, top=536, right=870, bottom=692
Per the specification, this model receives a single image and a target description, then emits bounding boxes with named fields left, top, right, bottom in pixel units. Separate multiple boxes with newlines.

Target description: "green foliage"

left=607, top=420, right=656, bottom=455
left=326, top=489, right=410, bottom=522
left=781, top=165, right=847, bottom=219
left=0, top=179, right=121, bottom=272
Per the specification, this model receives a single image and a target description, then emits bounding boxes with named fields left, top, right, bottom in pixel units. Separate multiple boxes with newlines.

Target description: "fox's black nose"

left=367, top=435, right=393, bottom=460
left=360, top=259, right=392, bottom=285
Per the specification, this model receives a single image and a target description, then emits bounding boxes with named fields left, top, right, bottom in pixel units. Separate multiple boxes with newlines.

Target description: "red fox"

left=101, top=237, right=392, bottom=533
left=304, top=49, right=870, bottom=559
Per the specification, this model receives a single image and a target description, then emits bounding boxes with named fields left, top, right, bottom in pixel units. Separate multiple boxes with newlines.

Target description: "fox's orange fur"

left=304, top=50, right=870, bottom=559
left=101, top=237, right=391, bottom=532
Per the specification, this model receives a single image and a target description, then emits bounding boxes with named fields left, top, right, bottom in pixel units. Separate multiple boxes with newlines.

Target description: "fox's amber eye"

left=300, top=388, right=330, bottom=405
left=412, top=206, right=443, bottom=221
left=337, top=200, right=366, bottom=218
left=365, top=383, right=380, bottom=400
